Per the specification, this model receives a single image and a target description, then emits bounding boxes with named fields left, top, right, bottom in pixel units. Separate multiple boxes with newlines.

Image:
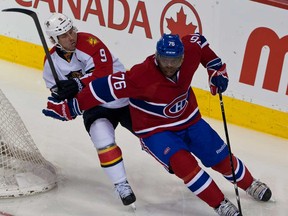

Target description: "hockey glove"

left=51, top=78, right=84, bottom=100
left=42, top=97, right=83, bottom=121
left=208, top=64, right=229, bottom=95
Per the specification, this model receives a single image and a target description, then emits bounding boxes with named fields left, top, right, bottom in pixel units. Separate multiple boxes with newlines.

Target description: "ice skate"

left=246, top=179, right=272, bottom=201
left=214, top=198, right=240, bottom=216
left=114, top=180, right=136, bottom=206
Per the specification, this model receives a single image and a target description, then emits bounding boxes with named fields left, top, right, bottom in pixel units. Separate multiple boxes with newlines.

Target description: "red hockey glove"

left=208, top=64, right=229, bottom=96
left=42, top=97, right=82, bottom=121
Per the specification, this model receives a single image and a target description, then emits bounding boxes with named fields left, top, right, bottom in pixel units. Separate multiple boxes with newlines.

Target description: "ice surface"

left=0, top=59, right=287, bottom=216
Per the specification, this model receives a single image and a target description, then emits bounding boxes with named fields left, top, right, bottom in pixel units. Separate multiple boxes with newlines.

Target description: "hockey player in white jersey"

left=42, top=13, right=136, bottom=207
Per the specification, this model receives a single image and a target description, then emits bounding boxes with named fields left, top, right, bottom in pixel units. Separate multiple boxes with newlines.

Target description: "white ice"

left=0, top=59, right=287, bottom=216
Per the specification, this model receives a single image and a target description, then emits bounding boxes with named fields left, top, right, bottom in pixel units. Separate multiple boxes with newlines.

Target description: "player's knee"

left=97, top=143, right=123, bottom=168
left=90, top=118, right=115, bottom=149
left=212, top=155, right=237, bottom=175
left=169, top=150, right=200, bottom=183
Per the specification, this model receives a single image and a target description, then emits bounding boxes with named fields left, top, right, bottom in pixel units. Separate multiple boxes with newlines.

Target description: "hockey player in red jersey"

left=43, top=33, right=272, bottom=215
left=42, top=13, right=136, bottom=207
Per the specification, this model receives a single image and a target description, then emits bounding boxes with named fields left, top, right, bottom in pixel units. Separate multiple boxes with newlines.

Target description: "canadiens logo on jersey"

left=87, top=37, right=98, bottom=47
left=163, top=91, right=189, bottom=118
left=130, top=90, right=190, bottom=119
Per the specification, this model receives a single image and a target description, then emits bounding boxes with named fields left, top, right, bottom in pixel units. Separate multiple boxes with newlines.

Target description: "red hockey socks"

left=212, top=155, right=254, bottom=190
left=170, top=150, right=224, bottom=208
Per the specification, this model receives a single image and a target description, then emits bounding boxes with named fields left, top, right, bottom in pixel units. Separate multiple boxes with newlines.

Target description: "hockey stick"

left=2, top=8, right=60, bottom=87
left=218, top=92, right=243, bottom=215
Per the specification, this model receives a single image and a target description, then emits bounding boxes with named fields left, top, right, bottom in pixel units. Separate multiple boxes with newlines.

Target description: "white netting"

left=0, top=89, right=57, bottom=198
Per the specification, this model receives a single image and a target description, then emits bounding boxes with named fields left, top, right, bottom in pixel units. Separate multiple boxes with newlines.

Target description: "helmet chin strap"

left=55, top=43, right=75, bottom=53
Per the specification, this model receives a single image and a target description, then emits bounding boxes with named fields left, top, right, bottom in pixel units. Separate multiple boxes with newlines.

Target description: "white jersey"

left=43, top=32, right=128, bottom=108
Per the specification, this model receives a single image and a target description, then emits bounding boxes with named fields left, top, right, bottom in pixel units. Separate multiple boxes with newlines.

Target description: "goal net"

left=0, top=89, right=57, bottom=198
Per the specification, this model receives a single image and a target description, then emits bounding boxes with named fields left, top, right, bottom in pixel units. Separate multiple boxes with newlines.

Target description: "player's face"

left=57, top=28, right=77, bottom=51
left=157, top=55, right=184, bottom=78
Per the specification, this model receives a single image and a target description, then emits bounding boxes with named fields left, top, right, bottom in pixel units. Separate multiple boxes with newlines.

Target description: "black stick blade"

left=2, top=8, right=36, bottom=16
left=2, top=7, right=60, bottom=85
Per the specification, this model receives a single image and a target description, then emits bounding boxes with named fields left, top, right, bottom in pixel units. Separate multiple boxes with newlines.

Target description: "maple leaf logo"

left=165, top=7, right=197, bottom=38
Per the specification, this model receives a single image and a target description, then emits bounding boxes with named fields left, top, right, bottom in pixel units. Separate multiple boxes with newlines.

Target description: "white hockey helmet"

left=44, top=13, right=74, bottom=44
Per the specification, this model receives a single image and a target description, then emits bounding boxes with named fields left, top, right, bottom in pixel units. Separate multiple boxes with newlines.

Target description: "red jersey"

left=77, top=33, right=222, bottom=138
left=43, top=32, right=128, bottom=109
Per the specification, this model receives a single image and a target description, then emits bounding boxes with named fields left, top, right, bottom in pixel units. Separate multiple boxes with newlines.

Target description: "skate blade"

left=130, top=203, right=136, bottom=211
left=269, top=197, right=276, bottom=203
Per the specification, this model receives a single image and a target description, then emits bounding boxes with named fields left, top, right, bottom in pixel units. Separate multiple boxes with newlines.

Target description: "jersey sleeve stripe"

left=107, top=75, right=119, bottom=100
left=206, top=57, right=222, bottom=70
left=89, top=75, right=117, bottom=103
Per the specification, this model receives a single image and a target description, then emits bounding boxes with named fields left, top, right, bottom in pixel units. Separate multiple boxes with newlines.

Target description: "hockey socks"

left=97, top=144, right=128, bottom=184
left=98, top=144, right=123, bottom=167
left=212, top=155, right=254, bottom=190
left=170, top=150, right=224, bottom=208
